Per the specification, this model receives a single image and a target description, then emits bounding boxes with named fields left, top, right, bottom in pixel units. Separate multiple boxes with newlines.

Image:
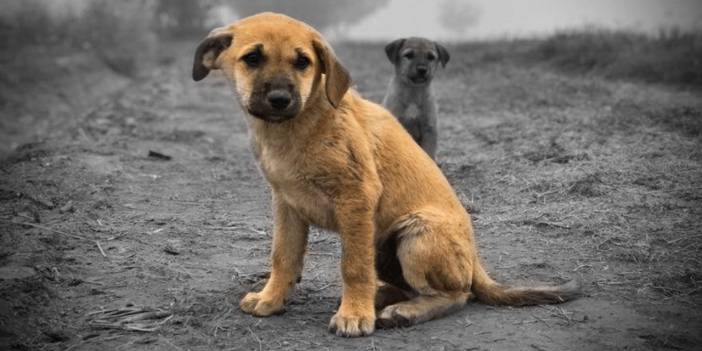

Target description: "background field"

left=1, top=3, right=701, bottom=350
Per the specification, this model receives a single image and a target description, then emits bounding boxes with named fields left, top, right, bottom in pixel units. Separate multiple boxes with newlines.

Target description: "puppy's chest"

left=258, top=147, right=305, bottom=190
left=402, top=103, right=423, bottom=120
left=395, top=103, right=425, bottom=140
left=258, top=147, right=336, bottom=229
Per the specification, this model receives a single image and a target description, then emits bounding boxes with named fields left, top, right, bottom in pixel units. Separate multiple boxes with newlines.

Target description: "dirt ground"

left=1, top=41, right=701, bottom=351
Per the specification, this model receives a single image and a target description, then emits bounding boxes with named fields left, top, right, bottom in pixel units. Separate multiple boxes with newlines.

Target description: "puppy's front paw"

left=328, top=310, right=375, bottom=337
left=239, top=292, right=284, bottom=316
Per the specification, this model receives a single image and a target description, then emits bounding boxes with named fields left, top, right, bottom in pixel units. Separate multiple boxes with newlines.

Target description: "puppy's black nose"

left=267, top=90, right=292, bottom=110
left=416, top=66, right=428, bottom=76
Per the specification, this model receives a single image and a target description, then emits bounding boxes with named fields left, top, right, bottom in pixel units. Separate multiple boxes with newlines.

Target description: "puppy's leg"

left=419, top=118, right=437, bottom=160
left=377, top=211, right=472, bottom=328
left=329, top=199, right=378, bottom=337
left=377, top=292, right=469, bottom=328
left=375, top=281, right=413, bottom=310
left=374, top=236, right=414, bottom=310
left=240, top=194, right=308, bottom=316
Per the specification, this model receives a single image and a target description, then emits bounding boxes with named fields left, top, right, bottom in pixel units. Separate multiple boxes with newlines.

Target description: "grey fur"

left=382, top=37, right=449, bottom=160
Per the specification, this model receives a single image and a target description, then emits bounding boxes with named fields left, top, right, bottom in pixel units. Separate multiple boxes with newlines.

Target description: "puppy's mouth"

left=246, top=108, right=297, bottom=123
left=408, top=75, right=430, bottom=85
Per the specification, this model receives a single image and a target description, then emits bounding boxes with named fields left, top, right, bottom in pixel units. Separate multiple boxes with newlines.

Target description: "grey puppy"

left=382, top=37, right=450, bottom=160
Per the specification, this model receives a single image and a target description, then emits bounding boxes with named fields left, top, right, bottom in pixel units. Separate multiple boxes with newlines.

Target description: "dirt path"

left=0, top=47, right=132, bottom=158
left=1, top=42, right=700, bottom=350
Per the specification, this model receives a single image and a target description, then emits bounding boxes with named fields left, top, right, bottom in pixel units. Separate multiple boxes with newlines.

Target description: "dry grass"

left=531, top=29, right=702, bottom=87
left=438, top=34, right=702, bottom=306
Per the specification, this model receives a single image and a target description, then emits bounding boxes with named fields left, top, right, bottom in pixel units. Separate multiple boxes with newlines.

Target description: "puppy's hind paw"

left=376, top=304, right=416, bottom=329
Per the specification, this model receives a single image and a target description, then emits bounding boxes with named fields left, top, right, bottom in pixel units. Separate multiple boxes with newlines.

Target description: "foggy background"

left=349, top=0, right=702, bottom=40
left=2, top=0, right=701, bottom=41
left=1, top=1, right=702, bottom=350
left=2, top=0, right=700, bottom=154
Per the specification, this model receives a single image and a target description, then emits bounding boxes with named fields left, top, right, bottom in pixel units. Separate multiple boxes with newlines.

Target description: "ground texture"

left=1, top=42, right=701, bottom=350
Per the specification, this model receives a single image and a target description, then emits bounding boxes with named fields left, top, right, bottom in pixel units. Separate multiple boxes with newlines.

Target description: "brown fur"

left=193, top=12, right=580, bottom=338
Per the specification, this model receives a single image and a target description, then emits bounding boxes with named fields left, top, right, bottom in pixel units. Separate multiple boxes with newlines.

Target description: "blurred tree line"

left=230, top=0, right=389, bottom=34
left=0, top=0, right=388, bottom=75
left=0, top=0, right=389, bottom=47
left=0, top=0, right=213, bottom=48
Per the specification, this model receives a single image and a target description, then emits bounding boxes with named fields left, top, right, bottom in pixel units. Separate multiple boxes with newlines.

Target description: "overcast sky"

left=344, top=0, right=702, bottom=40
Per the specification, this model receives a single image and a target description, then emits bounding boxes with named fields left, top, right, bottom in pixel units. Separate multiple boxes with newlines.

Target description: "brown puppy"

left=193, top=13, right=579, bottom=337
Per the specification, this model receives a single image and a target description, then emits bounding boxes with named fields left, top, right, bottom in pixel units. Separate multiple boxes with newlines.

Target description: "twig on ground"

left=96, top=240, right=107, bottom=257
left=147, top=228, right=164, bottom=235
left=667, top=234, right=702, bottom=245
left=540, top=306, right=574, bottom=325
left=1, top=219, right=89, bottom=241
left=14, top=212, right=36, bottom=222
left=82, top=279, right=105, bottom=286
left=88, top=306, right=173, bottom=332
left=573, top=264, right=592, bottom=272
left=522, top=218, right=571, bottom=229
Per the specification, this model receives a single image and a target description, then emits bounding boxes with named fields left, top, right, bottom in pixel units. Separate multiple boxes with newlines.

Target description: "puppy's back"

left=346, top=93, right=464, bottom=228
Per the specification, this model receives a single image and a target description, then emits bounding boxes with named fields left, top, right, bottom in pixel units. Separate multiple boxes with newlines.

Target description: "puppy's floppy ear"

left=435, top=42, right=450, bottom=68
left=385, top=38, right=406, bottom=64
left=192, top=28, right=233, bottom=81
left=313, top=39, right=351, bottom=108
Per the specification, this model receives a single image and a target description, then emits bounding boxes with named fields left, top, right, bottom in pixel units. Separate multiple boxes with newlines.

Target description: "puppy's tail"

left=471, top=260, right=581, bottom=306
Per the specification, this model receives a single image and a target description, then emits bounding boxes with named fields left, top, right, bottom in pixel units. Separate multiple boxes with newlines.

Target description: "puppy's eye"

left=294, top=55, right=310, bottom=70
left=427, top=53, right=436, bottom=61
left=242, top=52, right=262, bottom=68
left=403, top=52, right=415, bottom=60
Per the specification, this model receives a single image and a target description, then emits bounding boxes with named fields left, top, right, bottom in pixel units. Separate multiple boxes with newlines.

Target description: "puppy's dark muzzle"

left=409, top=65, right=430, bottom=85
left=247, top=77, right=301, bottom=123
left=267, top=90, right=292, bottom=111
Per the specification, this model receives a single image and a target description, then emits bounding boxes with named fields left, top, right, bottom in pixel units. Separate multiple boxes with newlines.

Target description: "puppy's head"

left=192, top=12, right=351, bottom=123
left=385, top=37, right=450, bottom=86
